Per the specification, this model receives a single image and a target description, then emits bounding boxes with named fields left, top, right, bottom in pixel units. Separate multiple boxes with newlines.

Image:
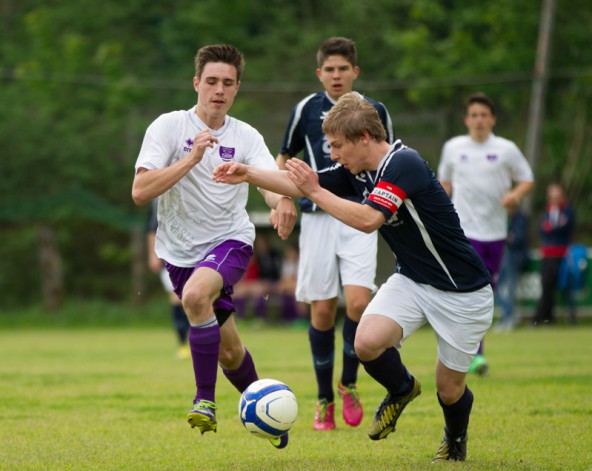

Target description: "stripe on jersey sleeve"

left=368, top=181, right=406, bottom=215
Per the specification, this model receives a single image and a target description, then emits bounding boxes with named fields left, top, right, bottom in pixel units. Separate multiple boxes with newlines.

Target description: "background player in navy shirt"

left=214, top=92, right=494, bottom=463
left=274, top=37, right=394, bottom=430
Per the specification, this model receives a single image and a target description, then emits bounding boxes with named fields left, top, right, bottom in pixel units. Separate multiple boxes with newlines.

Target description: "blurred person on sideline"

left=213, top=92, right=494, bottom=463
left=438, top=92, right=534, bottom=375
left=274, top=36, right=395, bottom=431
left=532, top=183, right=575, bottom=326
left=276, top=242, right=309, bottom=324
left=233, top=231, right=281, bottom=320
left=146, top=197, right=190, bottom=359
left=494, top=207, right=530, bottom=331
left=131, top=44, right=297, bottom=449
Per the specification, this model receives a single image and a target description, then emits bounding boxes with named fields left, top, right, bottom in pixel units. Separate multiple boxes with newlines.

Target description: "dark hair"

left=316, top=37, right=357, bottom=68
left=465, top=92, right=496, bottom=116
left=194, top=44, right=245, bottom=81
left=322, top=92, right=386, bottom=142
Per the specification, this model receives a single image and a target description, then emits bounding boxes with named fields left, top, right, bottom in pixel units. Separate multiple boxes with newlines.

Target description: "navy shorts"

left=164, top=240, right=254, bottom=326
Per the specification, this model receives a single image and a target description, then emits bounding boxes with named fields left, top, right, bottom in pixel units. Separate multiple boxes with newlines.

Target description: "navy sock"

left=172, top=305, right=189, bottom=344
left=341, top=315, right=359, bottom=386
left=309, top=325, right=335, bottom=403
left=438, top=386, right=473, bottom=439
left=360, top=346, right=412, bottom=395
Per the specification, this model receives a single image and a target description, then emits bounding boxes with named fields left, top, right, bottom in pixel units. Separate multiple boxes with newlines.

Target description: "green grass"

left=1, top=318, right=591, bottom=470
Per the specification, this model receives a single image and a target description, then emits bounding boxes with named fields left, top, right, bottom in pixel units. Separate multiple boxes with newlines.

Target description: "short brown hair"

left=322, top=92, right=386, bottom=143
left=194, top=44, right=245, bottom=81
left=465, top=92, right=496, bottom=116
left=316, top=37, right=357, bottom=68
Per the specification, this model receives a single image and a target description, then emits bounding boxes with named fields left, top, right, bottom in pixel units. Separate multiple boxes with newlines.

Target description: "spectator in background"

left=438, top=92, right=534, bottom=375
left=233, top=231, right=282, bottom=320
left=532, top=183, right=575, bottom=326
left=494, top=207, right=530, bottom=331
left=277, top=242, right=309, bottom=324
left=146, top=198, right=190, bottom=359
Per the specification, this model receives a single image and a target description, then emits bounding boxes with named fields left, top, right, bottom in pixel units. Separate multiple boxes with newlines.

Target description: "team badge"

left=219, top=146, right=236, bottom=162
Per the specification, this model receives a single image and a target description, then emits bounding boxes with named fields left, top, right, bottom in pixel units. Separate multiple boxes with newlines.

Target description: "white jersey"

left=438, top=133, right=533, bottom=241
left=135, top=107, right=277, bottom=267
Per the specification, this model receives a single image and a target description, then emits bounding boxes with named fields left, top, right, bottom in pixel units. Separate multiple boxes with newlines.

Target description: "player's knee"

left=354, top=335, right=380, bottom=362
left=345, top=300, right=367, bottom=321
left=182, top=289, right=211, bottom=322
left=436, top=383, right=465, bottom=405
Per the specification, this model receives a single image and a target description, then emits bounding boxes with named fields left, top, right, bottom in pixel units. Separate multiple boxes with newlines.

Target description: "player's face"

left=327, top=133, right=366, bottom=174
left=464, top=103, right=496, bottom=142
left=193, top=62, right=240, bottom=125
left=316, top=55, right=360, bottom=101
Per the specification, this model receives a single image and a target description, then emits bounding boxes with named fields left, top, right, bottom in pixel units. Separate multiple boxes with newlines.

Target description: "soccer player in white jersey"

left=214, top=92, right=494, bottom=463
left=132, top=44, right=297, bottom=449
left=438, top=92, right=533, bottom=375
left=275, top=37, right=394, bottom=431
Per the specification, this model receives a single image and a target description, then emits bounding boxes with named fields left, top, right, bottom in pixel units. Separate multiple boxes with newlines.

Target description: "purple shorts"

left=164, top=240, right=254, bottom=325
left=468, top=238, right=505, bottom=288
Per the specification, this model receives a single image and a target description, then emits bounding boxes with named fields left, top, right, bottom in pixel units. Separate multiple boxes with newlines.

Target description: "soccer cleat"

left=338, top=382, right=363, bottom=427
left=186, top=399, right=217, bottom=434
left=313, top=399, right=336, bottom=431
left=468, top=354, right=489, bottom=376
left=177, top=345, right=191, bottom=360
left=368, top=376, right=422, bottom=441
left=269, top=432, right=289, bottom=449
left=431, top=430, right=468, bottom=462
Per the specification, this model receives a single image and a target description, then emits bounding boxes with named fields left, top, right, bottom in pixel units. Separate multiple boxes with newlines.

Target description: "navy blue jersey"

left=279, top=91, right=394, bottom=212
left=317, top=141, right=491, bottom=292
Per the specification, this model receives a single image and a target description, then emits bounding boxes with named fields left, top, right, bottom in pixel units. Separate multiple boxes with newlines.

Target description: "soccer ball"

left=238, top=378, right=298, bottom=439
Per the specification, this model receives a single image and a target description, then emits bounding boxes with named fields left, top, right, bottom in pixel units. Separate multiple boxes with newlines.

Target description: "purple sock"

left=189, top=324, right=220, bottom=403
left=222, top=348, right=259, bottom=393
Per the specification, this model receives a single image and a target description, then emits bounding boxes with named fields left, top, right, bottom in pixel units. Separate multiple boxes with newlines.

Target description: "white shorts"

left=296, top=212, right=377, bottom=303
left=364, top=273, right=493, bottom=372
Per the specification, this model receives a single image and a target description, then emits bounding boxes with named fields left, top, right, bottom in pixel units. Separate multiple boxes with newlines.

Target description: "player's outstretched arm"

left=285, top=158, right=385, bottom=233
left=213, top=162, right=303, bottom=198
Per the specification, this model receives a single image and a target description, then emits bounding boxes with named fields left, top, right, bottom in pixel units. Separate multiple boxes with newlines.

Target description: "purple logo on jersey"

left=183, top=138, right=194, bottom=153
left=461, top=154, right=468, bottom=161
left=219, top=146, right=235, bottom=162
left=487, top=154, right=498, bottom=161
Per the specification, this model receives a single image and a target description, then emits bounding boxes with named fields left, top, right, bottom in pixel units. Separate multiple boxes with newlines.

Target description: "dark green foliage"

left=1, top=0, right=591, bottom=307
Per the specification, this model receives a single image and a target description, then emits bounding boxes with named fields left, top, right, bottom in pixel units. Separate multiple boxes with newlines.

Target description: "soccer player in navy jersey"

left=213, top=92, right=494, bottom=462
left=274, top=36, right=394, bottom=430
left=132, top=44, right=297, bottom=449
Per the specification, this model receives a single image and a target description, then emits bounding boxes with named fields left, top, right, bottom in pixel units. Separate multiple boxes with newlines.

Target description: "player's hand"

left=190, top=129, right=218, bottom=163
left=285, top=158, right=320, bottom=198
left=501, top=191, right=521, bottom=209
left=273, top=198, right=297, bottom=240
left=212, top=162, right=249, bottom=184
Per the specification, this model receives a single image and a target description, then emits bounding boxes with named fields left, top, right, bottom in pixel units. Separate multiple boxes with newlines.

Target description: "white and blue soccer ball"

left=238, top=378, right=298, bottom=439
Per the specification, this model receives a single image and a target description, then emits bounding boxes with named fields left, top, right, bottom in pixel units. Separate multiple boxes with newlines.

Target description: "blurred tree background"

left=1, top=0, right=591, bottom=310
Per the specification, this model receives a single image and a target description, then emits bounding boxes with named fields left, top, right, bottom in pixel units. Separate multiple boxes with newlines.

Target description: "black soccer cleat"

left=367, top=376, right=422, bottom=440
left=431, top=430, right=467, bottom=463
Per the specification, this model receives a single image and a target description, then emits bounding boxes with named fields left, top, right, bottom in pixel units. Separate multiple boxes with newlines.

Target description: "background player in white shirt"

left=132, top=44, right=297, bottom=449
left=438, top=92, right=534, bottom=375
left=275, top=37, right=394, bottom=431
left=213, top=92, right=494, bottom=463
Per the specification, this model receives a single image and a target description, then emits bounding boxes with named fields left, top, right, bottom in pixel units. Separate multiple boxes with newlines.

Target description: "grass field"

left=1, top=317, right=591, bottom=470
